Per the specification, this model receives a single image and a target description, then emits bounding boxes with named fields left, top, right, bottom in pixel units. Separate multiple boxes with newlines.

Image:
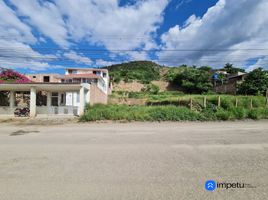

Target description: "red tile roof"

left=65, top=68, right=108, bottom=72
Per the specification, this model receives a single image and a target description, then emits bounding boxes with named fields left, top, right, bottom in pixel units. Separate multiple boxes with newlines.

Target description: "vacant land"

left=0, top=121, right=268, bottom=200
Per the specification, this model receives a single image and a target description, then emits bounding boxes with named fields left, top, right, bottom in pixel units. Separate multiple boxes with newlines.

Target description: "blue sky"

left=0, top=0, right=268, bottom=74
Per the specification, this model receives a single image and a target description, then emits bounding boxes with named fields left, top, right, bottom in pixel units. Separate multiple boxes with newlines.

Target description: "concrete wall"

left=36, top=106, right=78, bottom=115
left=26, top=74, right=60, bottom=83
left=0, top=107, right=16, bottom=115
left=90, top=84, right=108, bottom=105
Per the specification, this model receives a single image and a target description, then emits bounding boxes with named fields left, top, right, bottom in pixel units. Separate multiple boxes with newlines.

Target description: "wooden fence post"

left=235, top=98, right=238, bottom=108
left=203, top=96, right=207, bottom=108
left=250, top=98, right=253, bottom=109
left=190, top=98, right=193, bottom=110
left=217, top=96, right=221, bottom=107
left=266, top=89, right=268, bottom=107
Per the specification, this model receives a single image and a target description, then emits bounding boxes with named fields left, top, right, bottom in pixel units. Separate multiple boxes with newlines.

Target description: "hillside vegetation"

left=105, top=61, right=162, bottom=84
left=105, top=61, right=268, bottom=96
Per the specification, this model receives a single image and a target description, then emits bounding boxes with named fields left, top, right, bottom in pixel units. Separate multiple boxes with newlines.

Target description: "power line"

left=1, top=47, right=268, bottom=52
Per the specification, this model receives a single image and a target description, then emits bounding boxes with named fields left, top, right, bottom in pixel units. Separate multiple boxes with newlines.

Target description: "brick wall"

left=90, top=84, right=108, bottom=105
left=214, top=82, right=237, bottom=94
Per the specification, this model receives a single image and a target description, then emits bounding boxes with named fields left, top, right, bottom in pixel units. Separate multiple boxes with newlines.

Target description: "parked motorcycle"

left=14, top=107, right=30, bottom=117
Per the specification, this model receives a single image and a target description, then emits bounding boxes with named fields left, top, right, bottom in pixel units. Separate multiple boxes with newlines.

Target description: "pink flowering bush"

left=0, top=68, right=31, bottom=84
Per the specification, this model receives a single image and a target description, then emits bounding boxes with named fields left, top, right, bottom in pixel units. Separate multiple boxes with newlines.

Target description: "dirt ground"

left=0, top=121, right=268, bottom=200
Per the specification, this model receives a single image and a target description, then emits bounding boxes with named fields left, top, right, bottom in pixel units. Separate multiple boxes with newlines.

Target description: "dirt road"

left=0, top=121, right=267, bottom=200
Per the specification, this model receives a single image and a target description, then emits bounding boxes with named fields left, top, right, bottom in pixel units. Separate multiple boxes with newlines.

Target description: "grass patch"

left=80, top=104, right=268, bottom=122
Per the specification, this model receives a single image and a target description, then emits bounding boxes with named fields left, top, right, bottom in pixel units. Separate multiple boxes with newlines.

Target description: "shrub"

left=215, top=109, right=231, bottom=121
left=80, top=99, right=268, bottom=122
left=248, top=108, right=266, bottom=120
left=144, top=83, right=160, bottom=95
left=201, top=108, right=217, bottom=120
left=230, top=108, right=247, bottom=119
left=220, top=97, right=234, bottom=110
left=0, top=68, right=31, bottom=83
left=80, top=105, right=205, bottom=122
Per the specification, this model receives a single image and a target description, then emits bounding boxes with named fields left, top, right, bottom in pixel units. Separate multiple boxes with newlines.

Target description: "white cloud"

left=3, top=0, right=268, bottom=72
left=0, top=1, right=63, bottom=71
left=3, top=0, right=168, bottom=69
left=0, top=1, right=66, bottom=71
left=55, top=0, right=168, bottom=50
left=0, top=1, right=36, bottom=44
left=159, top=0, right=268, bottom=70
left=95, top=59, right=118, bottom=67
left=246, top=57, right=268, bottom=72
left=64, top=51, right=92, bottom=65
left=0, top=39, right=63, bottom=71
left=9, top=0, right=69, bottom=47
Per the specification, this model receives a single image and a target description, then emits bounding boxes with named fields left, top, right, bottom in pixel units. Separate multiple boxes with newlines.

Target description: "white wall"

left=65, top=92, right=79, bottom=107
left=65, top=91, right=90, bottom=107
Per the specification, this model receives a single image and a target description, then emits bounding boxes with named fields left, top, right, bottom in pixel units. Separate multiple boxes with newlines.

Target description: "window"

left=43, top=76, right=50, bottom=82
left=73, top=78, right=81, bottom=83
left=33, top=76, right=36, bottom=78
left=51, top=93, right=58, bottom=106
left=103, top=73, right=107, bottom=78
left=60, top=93, right=65, bottom=105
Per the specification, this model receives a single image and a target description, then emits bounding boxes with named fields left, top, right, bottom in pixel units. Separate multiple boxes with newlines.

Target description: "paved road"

left=0, top=121, right=268, bottom=200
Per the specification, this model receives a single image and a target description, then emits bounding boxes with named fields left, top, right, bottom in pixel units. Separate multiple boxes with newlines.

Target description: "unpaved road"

left=0, top=121, right=268, bottom=200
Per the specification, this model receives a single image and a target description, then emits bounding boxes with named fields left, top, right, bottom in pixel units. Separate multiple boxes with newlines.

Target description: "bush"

left=220, top=98, right=234, bottom=110
left=80, top=98, right=268, bottom=122
left=144, top=83, right=160, bottom=95
left=230, top=108, right=247, bottom=119
left=80, top=105, right=205, bottom=122
left=107, top=61, right=161, bottom=84
left=215, top=109, right=231, bottom=121
left=248, top=108, right=264, bottom=120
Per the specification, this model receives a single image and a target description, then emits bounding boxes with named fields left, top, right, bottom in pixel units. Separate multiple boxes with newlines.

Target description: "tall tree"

left=223, top=63, right=245, bottom=74
left=174, top=67, right=213, bottom=94
left=238, top=68, right=268, bottom=95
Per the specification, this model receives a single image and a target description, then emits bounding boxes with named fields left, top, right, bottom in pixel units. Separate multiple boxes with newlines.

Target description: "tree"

left=144, top=83, right=160, bottom=94
left=238, top=68, right=268, bottom=95
left=174, top=67, right=213, bottom=94
left=0, top=68, right=31, bottom=106
left=223, top=63, right=245, bottom=74
left=0, top=68, right=31, bottom=83
left=199, top=66, right=212, bottom=72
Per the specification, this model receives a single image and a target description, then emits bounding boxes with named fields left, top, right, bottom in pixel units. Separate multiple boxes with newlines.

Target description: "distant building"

left=60, top=68, right=110, bottom=94
left=213, top=72, right=247, bottom=94
left=26, top=74, right=60, bottom=83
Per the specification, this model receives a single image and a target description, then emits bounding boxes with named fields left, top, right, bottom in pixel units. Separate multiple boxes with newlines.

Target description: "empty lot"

left=0, top=121, right=268, bottom=200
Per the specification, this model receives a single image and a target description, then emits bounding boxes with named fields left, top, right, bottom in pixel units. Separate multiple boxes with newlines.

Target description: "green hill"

left=105, top=61, right=162, bottom=84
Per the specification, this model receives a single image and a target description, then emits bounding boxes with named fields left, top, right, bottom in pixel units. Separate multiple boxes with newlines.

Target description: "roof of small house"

left=65, top=68, right=108, bottom=72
